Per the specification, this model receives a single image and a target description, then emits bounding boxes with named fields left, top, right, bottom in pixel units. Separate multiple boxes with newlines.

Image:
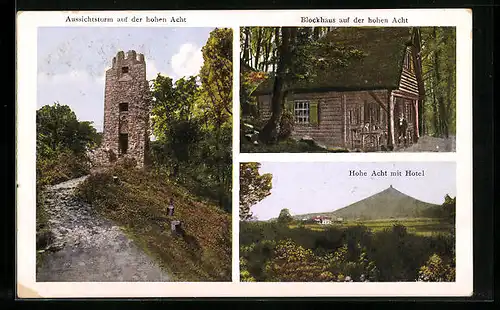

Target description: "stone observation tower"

left=92, top=50, right=151, bottom=168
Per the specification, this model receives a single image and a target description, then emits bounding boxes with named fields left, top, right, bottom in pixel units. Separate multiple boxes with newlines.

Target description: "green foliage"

left=239, top=163, right=273, bottom=220
left=240, top=71, right=267, bottom=117
left=36, top=150, right=91, bottom=186
left=417, top=253, right=455, bottom=282
left=199, top=28, right=233, bottom=127
left=37, top=102, right=99, bottom=157
left=265, top=239, right=334, bottom=282
left=240, top=219, right=455, bottom=282
left=278, top=109, right=294, bottom=140
left=240, top=258, right=256, bottom=282
left=420, top=27, right=456, bottom=137
left=277, top=208, right=293, bottom=225
left=149, top=28, right=233, bottom=213
left=76, top=163, right=232, bottom=281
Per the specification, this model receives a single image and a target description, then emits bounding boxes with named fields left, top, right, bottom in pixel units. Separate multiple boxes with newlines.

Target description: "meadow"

left=289, top=218, right=453, bottom=236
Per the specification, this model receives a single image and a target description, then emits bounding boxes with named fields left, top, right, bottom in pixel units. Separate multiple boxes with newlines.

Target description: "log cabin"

left=251, top=27, right=424, bottom=151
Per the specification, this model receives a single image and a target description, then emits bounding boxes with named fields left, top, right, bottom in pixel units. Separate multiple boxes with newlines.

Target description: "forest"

left=239, top=27, right=456, bottom=152
left=239, top=163, right=456, bottom=282
left=36, top=28, right=233, bottom=280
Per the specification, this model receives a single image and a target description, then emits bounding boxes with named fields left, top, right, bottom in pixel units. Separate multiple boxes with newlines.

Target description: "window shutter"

left=286, top=100, right=294, bottom=113
left=310, top=101, right=319, bottom=126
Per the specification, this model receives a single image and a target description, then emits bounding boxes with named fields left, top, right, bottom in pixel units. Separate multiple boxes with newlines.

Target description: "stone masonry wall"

left=90, top=50, right=151, bottom=168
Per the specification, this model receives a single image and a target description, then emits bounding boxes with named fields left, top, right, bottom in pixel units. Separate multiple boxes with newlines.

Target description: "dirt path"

left=36, top=175, right=170, bottom=282
left=396, top=135, right=456, bottom=152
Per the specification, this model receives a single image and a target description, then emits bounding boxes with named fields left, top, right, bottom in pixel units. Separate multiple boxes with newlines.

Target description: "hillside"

left=76, top=161, right=231, bottom=281
left=293, top=186, right=441, bottom=221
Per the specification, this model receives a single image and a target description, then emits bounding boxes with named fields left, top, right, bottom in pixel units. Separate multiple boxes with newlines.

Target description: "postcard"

left=16, top=9, right=472, bottom=298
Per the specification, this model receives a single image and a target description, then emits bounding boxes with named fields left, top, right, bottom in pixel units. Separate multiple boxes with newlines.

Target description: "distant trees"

left=420, top=27, right=456, bottom=138
left=150, top=28, right=233, bottom=213
left=239, top=162, right=273, bottom=220
left=37, top=102, right=99, bottom=157
left=277, top=208, right=293, bottom=225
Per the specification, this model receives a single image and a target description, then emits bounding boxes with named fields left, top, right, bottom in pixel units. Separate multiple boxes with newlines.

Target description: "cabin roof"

left=252, top=27, right=415, bottom=95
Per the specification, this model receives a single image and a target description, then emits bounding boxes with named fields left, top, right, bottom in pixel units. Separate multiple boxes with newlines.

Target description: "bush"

left=417, top=254, right=455, bottom=282
left=278, top=110, right=294, bottom=140
left=37, top=150, right=91, bottom=186
left=265, top=239, right=334, bottom=282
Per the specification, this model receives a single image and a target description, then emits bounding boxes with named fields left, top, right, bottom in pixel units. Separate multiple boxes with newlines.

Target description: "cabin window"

left=119, top=102, right=129, bottom=112
left=121, top=66, right=129, bottom=73
left=119, top=133, right=128, bottom=155
left=294, top=100, right=310, bottom=124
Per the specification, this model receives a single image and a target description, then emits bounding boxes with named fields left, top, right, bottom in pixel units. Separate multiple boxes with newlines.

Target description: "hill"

left=76, top=161, right=231, bottom=281
left=292, top=185, right=441, bottom=221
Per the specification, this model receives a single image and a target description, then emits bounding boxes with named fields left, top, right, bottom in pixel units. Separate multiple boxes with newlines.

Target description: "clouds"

left=37, top=27, right=214, bottom=133
left=170, top=43, right=204, bottom=79
left=37, top=70, right=106, bottom=131
left=146, top=60, right=161, bottom=80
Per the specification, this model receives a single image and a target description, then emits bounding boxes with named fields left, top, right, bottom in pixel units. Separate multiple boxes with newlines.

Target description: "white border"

left=16, top=9, right=472, bottom=298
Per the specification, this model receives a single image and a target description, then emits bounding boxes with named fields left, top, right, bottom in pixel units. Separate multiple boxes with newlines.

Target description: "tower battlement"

left=111, top=50, right=145, bottom=69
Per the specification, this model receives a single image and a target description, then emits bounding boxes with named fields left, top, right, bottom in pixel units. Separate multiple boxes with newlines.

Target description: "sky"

left=249, top=162, right=456, bottom=220
left=37, top=27, right=215, bottom=132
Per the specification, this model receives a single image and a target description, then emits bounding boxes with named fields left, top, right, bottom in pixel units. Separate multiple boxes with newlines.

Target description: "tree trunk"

left=313, top=27, right=320, bottom=40
left=263, top=29, right=271, bottom=72
left=254, top=28, right=263, bottom=70
left=433, top=28, right=447, bottom=138
left=412, top=28, right=425, bottom=138
left=259, top=27, right=291, bottom=144
left=272, top=27, right=279, bottom=72
left=243, top=27, right=250, bottom=65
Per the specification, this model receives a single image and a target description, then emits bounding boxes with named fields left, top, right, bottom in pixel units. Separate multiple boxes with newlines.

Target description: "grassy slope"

left=77, top=164, right=231, bottom=282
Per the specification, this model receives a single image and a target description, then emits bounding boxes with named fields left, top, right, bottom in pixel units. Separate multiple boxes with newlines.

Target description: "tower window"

left=119, top=102, right=129, bottom=112
left=119, top=134, right=129, bottom=155
left=121, top=66, right=129, bottom=73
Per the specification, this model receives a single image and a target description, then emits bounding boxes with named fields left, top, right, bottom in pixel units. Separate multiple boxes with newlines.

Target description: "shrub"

left=76, top=171, right=120, bottom=211
left=417, top=253, right=455, bottom=282
left=278, top=110, right=294, bottom=140
left=265, top=239, right=335, bottom=282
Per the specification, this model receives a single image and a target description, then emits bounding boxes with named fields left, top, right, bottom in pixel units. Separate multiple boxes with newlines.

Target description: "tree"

left=199, top=27, right=233, bottom=126
left=442, top=194, right=456, bottom=223
left=36, top=102, right=99, bottom=157
left=420, top=27, right=456, bottom=137
left=277, top=208, right=293, bottom=225
left=239, top=162, right=273, bottom=220
left=199, top=28, right=233, bottom=211
left=36, top=103, right=99, bottom=186
left=149, top=29, right=234, bottom=213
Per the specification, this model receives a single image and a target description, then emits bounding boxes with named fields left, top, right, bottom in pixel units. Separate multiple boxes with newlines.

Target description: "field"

left=289, top=218, right=453, bottom=236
